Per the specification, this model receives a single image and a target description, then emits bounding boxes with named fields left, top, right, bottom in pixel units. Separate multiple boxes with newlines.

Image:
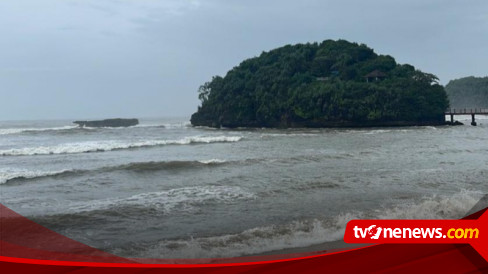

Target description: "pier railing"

left=445, top=108, right=488, bottom=126
left=445, top=108, right=488, bottom=115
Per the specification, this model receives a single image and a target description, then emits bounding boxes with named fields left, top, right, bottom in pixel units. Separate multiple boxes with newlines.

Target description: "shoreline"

left=191, top=120, right=461, bottom=129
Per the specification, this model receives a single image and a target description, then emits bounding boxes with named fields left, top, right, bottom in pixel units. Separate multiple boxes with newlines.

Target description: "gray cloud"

left=1, top=0, right=487, bottom=120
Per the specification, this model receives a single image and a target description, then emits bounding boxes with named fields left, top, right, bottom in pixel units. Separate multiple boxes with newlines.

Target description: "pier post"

left=471, top=114, right=477, bottom=126
left=450, top=114, right=454, bottom=123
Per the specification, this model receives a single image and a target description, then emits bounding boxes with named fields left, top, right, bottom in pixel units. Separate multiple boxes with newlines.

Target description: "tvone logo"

left=366, top=225, right=382, bottom=240
left=353, top=225, right=383, bottom=239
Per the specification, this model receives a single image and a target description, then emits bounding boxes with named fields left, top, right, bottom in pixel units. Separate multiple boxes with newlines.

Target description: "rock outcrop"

left=73, top=118, right=139, bottom=128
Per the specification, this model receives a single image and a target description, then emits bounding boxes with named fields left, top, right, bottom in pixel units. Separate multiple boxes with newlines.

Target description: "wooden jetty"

left=445, top=108, right=488, bottom=126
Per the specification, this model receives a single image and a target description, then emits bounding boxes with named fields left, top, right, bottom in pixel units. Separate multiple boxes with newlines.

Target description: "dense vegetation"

left=191, top=39, right=449, bottom=128
left=445, top=76, right=488, bottom=109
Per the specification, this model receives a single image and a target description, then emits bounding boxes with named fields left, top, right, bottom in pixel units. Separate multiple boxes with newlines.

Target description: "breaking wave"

left=0, top=159, right=233, bottom=184
left=82, top=122, right=192, bottom=130
left=66, top=186, right=256, bottom=214
left=0, top=126, right=78, bottom=135
left=0, top=159, right=230, bottom=184
left=0, top=136, right=243, bottom=156
left=0, top=121, right=193, bottom=135
left=0, top=168, right=74, bottom=184
left=119, top=190, right=482, bottom=258
left=158, top=121, right=192, bottom=129
left=260, top=133, right=320, bottom=138
left=113, top=159, right=229, bottom=172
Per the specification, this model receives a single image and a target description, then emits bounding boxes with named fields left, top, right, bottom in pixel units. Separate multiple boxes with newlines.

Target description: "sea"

left=1, top=115, right=487, bottom=259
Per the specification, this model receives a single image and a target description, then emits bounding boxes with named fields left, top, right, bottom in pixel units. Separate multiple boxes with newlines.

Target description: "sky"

left=1, top=0, right=487, bottom=120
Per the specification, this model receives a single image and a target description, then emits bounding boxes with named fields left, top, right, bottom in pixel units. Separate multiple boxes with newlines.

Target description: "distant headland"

left=446, top=76, right=488, bottom=109
left=191, top=39, right=449, bottom=128
left=73, top=118, right=139, bottom=128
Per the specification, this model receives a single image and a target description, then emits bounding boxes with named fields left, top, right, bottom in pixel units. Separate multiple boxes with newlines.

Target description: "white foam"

left=161, top=121, right=192, bottom=129
left=198, top=159, right=227, bottom=164
left=0, top=167, right=71, bottom=184
left=363, top=129, right=411, bottom=135
left=375, top=189, right=482, bottom=220
left=260, top=133, right=318, bottom=138
left=0, top=136, right=243, bottom=156
left=82, top=123, right=189, bottom=129
left=130, top=122, right=191, bottom=129
left=68, top=186, right=255, bottom=213
left=0, top=126, right=77, bottom=135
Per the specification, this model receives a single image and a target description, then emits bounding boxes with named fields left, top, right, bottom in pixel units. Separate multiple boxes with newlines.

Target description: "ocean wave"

left=94, top=122, right=191, bottom=130
left=283, top=152, right=355, bottom=163
left=0, top=126, right=78, bottom=135
left=0, top=121, right=192, bottom=135
left=0, top=159, right=231, bottom=184
left=0, top=168, right=74, bottom=184
left=125, top=189, right=482, bottom=258
left=113, top=159, right=229, bottom=172
left=362, top=129, right=412, bottom=135
left=134, top=216, right=349, bottom=259
left=21, top=189, right=482, bottom=258
left=289, top=180, right=341, bottom=191
left=66, top=186, right=255, bottom=214
left=0, top=136, right=243, bottom=156
left=374, top=189, right=482, bottom=220
left=197, top=159, right=228, bottom=164
left=159, top=121, right=192, bottom=129
left=260, top=133, right=319, bottom=138
left=82, top=123, right=178, bottom=130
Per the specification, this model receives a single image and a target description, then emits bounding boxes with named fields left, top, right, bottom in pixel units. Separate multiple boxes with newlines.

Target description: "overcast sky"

left=1, top=0, right=487, bottom=120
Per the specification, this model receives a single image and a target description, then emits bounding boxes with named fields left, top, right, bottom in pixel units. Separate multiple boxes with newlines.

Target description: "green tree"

left=191, top=39, right=449, bottom=128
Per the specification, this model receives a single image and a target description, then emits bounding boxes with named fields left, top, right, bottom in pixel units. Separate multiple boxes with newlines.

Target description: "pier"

left=445, top=108, right=488, bottom=126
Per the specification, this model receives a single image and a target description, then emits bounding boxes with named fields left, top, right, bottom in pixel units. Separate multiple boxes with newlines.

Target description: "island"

left=73, top=118, right=139, bottom=128
left=190, top=39, right=449, bottom=128
left=445, top=76, right=488, bottom=109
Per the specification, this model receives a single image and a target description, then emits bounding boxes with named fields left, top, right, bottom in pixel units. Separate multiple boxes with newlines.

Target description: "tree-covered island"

left=191, top=39, right=449, bottom=128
